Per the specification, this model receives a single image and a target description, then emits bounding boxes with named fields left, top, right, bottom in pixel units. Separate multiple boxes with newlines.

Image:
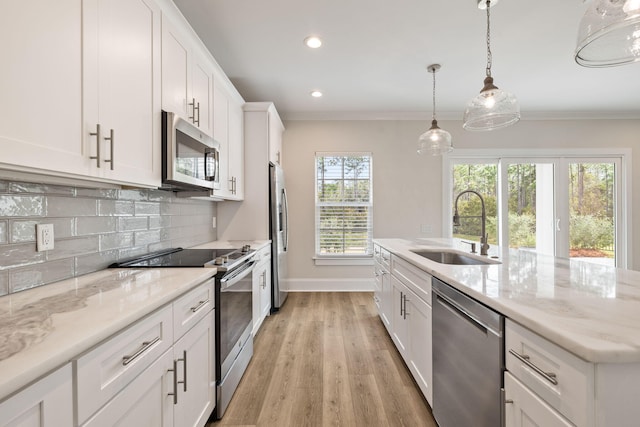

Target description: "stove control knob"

left=214, top=257, right=224, bottom=265
left=242, top=245, right=251, bottom=252
left=222, top=256, right=229, bottom=263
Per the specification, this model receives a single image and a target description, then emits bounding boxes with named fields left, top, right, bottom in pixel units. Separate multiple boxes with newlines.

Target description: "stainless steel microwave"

left=161, top=110, right=220, bottom=191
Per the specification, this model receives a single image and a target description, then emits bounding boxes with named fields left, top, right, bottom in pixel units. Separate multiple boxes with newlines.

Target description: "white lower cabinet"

left=82, top=351, right=174, bottom=427
left=0, top=364, right=73, bottom=427
left=173, top=310, right=215, bottom=427
left=252, top=246, right=272, bottom=334
left=504, top=372, right=573, bottom=427
left=383, top=252, right=433, bottom=405
left=373, top=244, right=391, bottom=330
left=391, top=276, right=410, bottom=355
left=76, top=280, right=216, bottom=427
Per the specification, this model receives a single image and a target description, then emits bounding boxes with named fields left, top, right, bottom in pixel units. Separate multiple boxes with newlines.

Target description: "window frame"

left=443, top=148, right=632, bottom=269
left=314, top=152, right=374, bottom=266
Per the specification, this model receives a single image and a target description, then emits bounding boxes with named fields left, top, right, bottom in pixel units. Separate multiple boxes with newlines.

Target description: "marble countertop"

left=375, top=238, right=640, bottom=364
left=0, top=240, right=269, bottom=401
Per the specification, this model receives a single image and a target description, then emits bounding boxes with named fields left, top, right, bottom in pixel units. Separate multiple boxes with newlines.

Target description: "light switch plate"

left=36, top=223, right=54, bottom=252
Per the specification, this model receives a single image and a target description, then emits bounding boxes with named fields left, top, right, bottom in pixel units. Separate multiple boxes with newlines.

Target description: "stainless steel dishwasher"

left=432, top=277, right=504, bottom=427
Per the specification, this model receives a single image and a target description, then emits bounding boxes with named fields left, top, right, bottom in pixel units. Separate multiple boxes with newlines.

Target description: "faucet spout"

left=453, top=190, right=490, bottom=256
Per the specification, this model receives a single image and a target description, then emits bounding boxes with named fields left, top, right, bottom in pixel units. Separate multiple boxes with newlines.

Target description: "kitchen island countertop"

left=375, top=238, right=640, bottom=364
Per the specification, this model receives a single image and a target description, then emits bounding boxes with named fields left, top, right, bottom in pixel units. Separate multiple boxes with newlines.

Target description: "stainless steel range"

left=110, top=245, right=256, bottom=419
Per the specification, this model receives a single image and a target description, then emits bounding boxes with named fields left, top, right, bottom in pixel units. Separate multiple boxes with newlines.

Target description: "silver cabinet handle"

left=403, top=294, right=409, bottom=319
left=168, top=359, right=178, bottom=404
left=104, top=128, right=114, bottom=170
left=501, top=388, right=513, bottom=427
left=177, top=350, right=187, bottom=392
left=190, top=299, right=209, bottom=313
left=89, top=123, right=101, bottom=167
left=189, top=98, right=198, bottom=125
left=122, top=336, right=160, bottom=366
left=509, top=349, right=559, bottom=385
left=261, top=271, right=267, bottom=289
left=228, top=177, right=237, bottom=194
left=188, top=99, right=200, bottom=126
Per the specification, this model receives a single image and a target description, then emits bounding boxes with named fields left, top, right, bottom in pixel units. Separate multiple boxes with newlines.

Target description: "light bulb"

left=624, top=0, right=640, bottom=14
left=483, top=94, right=496, bottom=108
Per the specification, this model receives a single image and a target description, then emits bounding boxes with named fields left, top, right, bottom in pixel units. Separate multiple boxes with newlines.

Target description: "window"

left=445, top=149, right=630, bottom=268
left=315, top=153, right=373, bottom=260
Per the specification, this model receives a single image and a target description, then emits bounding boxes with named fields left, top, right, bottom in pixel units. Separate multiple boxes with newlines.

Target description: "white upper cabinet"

left=161, top=16, right=214, bottom=137
left=0, top=0, right=162, bottom=187
left=0, top=1, right=88, bottom=177
left=83, top=0, right=162, bottom=187
left=213, top=77, right=244, bottom=201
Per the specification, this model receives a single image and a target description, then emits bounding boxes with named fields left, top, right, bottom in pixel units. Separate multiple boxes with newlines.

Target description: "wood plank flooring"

left=209, top=292, right=437, bottom=427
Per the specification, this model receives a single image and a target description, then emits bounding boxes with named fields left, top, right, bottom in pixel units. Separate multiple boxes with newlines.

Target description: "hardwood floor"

left=209, top=292, right=437, bottom=427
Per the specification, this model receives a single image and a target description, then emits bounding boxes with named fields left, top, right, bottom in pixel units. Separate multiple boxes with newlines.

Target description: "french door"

left=448, top=152, right=628, bottom=268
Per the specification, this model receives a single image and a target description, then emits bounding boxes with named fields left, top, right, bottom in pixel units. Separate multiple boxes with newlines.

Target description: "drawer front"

left=390, top=255, right=431, bottom=305
left=506, top=319, right=593, bottom=427
left=173, top=278, right=215, bottom=340
left=76, top=305, right=173, bottom=424
left=380, top=247, right=391, bottom=269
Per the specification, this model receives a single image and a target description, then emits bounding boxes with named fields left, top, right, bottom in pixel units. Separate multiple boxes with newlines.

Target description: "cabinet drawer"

left=76, top=305, right=173, bottom=424
left=390, top=255, right=431, bottom=305
left=506, top=319, right=593, bottom=427
left=173, top=278, right=215, bottom=340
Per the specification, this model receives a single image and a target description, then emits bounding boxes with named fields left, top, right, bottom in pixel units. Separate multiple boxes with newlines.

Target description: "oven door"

left=218, top=261, right=254, bottom=380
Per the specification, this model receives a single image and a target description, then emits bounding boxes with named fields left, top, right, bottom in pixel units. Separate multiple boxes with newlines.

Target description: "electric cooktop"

left=109, top=247, right=254, bottom=270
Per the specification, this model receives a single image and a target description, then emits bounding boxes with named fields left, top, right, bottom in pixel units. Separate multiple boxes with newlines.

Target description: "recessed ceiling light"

left=304, top=36, right=322, bottom=49
left=310, top=90, right=323, bottom=98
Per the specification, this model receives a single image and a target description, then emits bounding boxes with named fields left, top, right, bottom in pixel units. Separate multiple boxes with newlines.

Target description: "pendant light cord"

left=486, top=0, right=493, bottom=78
left=432, top=68, right=437, bottom=121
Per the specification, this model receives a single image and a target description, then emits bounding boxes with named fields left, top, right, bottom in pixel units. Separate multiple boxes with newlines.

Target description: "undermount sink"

left=410, top=249, right=500, bottom=265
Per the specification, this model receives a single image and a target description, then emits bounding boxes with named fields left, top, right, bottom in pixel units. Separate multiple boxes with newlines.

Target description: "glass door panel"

left=451, top=163, right=498, bottom=246
left=568, top=162, right=616, bottom=266
left=505, top=163, right=555, bottom=255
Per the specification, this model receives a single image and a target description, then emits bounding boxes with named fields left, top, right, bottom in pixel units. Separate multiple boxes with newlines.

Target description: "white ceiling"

left=173, top=0, right=640, bottom=121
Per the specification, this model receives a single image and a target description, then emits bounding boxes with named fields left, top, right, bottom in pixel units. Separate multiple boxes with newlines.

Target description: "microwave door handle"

left=204, top=150, right=210, bottom=180
left=204, top=149, right=217, bottom=181
left=213, top=149, right=219, bottom=182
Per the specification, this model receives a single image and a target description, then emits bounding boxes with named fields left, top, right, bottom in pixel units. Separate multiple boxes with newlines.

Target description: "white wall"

left=281, top=118, right=640, bottom=290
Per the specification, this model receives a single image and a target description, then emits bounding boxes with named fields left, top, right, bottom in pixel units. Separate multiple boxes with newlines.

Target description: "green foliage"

left=508, top=213, right=536, bottom=248
left=570, top=215, right=614, bottom=249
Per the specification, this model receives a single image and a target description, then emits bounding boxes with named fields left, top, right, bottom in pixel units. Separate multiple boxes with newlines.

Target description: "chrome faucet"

left=453, top=190, right=490, bottom=256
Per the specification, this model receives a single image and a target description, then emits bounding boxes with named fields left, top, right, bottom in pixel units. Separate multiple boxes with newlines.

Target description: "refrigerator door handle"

left=282, top=188, right=289, bottom=252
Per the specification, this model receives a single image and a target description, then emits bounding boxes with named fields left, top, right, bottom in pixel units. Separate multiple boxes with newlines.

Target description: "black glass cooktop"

left=109, top=248, right=239, bottom=268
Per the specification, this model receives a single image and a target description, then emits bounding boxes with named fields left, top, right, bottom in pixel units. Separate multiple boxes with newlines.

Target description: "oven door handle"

left=220, top=261, right=255, bottom=289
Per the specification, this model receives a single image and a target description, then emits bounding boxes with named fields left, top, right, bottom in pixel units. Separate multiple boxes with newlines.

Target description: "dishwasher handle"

left=434, top=290, right=500, bottom=336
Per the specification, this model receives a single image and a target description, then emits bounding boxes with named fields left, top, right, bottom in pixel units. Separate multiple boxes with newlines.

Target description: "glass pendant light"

left=418, top=64, right=453, bottom=156
left=463, top=0, right=520, bottom=131
left=575, top=0, right=640, bottom=67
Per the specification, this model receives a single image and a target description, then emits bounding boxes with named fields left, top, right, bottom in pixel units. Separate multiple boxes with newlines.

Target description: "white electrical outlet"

left=36, top=224, right=55, bottom=252
left=212, top=216, right=217, bottom=229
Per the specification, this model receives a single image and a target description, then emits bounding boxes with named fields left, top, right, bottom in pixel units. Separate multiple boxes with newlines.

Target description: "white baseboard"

left=283, top=278, right=374, bottom=292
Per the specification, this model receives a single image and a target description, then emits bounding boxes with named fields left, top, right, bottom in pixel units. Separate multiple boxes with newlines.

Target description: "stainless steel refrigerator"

left=269, top=162, right=288, bottom=310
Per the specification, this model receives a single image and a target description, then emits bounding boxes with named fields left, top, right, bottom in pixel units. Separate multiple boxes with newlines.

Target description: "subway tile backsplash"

left=0, top=179, right=217, bottom=296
